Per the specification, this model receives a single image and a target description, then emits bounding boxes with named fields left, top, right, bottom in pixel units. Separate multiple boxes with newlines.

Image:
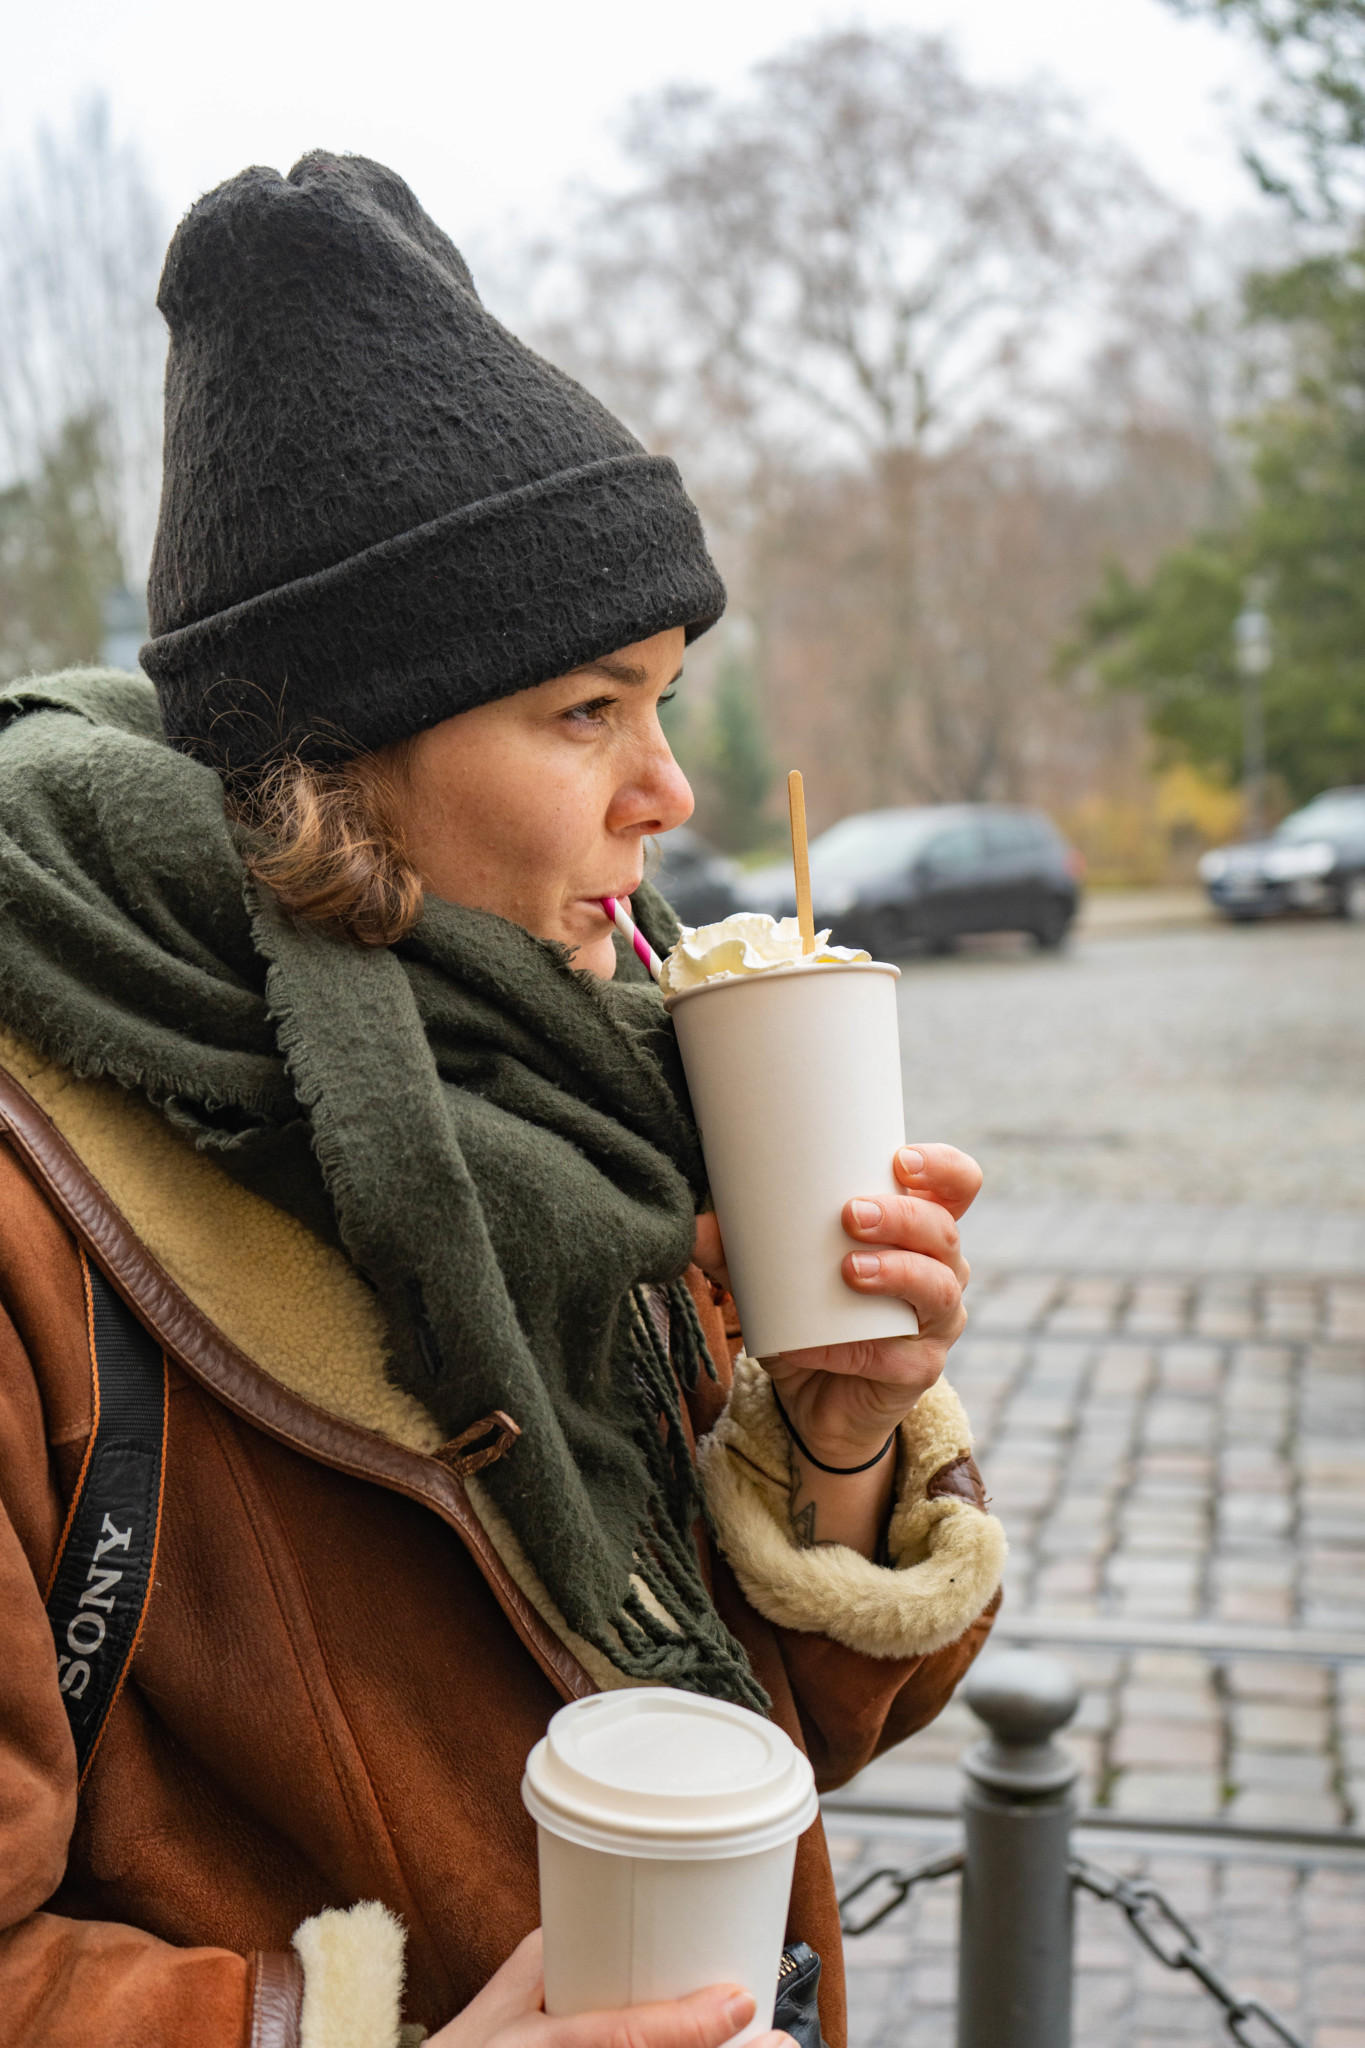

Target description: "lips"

left=594, top=887, right=643, bottom=916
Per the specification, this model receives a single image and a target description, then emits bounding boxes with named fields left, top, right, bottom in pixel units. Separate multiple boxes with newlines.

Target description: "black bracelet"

left=773, top=1393, right=897, bottom=1475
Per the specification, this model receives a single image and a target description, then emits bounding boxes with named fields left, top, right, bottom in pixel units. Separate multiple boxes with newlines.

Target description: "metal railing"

left=837, top=1650, right=1311, bottom=2048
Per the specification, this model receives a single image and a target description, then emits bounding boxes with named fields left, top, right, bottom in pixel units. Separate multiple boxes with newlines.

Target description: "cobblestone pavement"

left=949, top=1267, right=1365, bottom=1825
left=827, top=1257, right=1365, bottom=2047
left=961, top=1200, right=1365, bottom=1276
left=897, top=917, right=1365, bottom=1208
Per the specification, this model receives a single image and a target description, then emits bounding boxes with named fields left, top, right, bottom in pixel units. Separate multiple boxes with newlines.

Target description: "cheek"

left=522, top=783, right=599, bottom=879
left=444, top=741, right=602, bottom=888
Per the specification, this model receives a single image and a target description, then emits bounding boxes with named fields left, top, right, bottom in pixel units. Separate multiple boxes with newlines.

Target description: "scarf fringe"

left=571, top=1282, right=768, bottom=1715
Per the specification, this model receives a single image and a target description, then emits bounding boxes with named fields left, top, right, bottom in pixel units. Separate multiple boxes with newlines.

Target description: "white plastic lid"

left=521, top=1688, right=818, bottom=1860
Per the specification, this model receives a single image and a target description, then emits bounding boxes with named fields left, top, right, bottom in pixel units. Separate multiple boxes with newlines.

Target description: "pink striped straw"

left=601, top=896, right=663, bottom=981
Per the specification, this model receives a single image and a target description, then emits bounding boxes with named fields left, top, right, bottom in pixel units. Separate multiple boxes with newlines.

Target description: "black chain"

left=1071, top=1856, right=1306, bottom=2048
left=838, top=1847, right=1308, bottom=2047
left=838, top=1850, right=964, bottom=1935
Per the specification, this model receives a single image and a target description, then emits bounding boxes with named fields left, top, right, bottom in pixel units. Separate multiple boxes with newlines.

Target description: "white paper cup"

left=522, top=1688, right=818, bottom=2044
left=664, top=961, right=917, bottom=1358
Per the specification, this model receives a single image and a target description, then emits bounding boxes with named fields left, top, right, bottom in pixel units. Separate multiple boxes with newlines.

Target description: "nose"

left=609, top=725, right=695, bottom=838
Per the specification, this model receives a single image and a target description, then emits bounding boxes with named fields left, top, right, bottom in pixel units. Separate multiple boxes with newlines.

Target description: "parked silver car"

left=1198, top=788, right=1365, bottom=921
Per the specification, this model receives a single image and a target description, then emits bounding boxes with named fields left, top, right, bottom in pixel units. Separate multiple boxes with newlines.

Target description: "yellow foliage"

left=1153, top=761, right=1244, bottom=845
left=1053, top=763, right=1245, bottom=886
left=1054, top=795, right=1165, bottom=886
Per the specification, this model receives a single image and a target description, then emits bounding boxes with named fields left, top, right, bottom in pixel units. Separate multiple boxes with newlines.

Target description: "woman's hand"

left=692, top=1143, right=981, bottom=1558
left=427, top=1931, right=790, bottom=2048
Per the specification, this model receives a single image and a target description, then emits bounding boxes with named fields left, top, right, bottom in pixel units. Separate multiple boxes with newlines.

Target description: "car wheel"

left=1032, top=902, right=1072, bottom=951
left=1338, top=874, right=1365, bottom=921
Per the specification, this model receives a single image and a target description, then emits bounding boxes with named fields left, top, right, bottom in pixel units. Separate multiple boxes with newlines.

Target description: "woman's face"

left=396, top=627, right=692, bottom=978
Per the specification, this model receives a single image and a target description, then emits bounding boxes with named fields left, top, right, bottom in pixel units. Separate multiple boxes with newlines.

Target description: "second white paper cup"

left=665, top=960, right=917, bottom=1358
left=522, top=1688, right=818, bottom=2045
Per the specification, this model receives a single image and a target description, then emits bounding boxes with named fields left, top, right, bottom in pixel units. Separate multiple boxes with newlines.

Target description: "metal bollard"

left=955, top=1650, right=1081, bottom=2048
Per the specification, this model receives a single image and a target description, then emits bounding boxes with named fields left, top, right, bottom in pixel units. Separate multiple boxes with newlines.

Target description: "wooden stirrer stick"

left=788, top=769, right=815, bottom=956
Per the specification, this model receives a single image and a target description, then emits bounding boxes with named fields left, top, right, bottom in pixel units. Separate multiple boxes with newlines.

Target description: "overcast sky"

left=7, top=0, right=1270, bottom=251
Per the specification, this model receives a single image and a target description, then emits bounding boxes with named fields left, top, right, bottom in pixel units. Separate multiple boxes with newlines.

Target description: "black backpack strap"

left=44, top=1249, right=168, bottom=1787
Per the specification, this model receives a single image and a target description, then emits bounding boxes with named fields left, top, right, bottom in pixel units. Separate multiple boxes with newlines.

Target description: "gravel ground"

left=894, top=918, right=1365, bottom=1209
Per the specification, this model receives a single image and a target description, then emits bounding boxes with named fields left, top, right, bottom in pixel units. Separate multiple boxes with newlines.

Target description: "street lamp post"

left=1233, top=600, right=1271, bottom=841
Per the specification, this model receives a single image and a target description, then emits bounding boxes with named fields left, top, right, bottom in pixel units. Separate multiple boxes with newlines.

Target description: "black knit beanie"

left=141, top=152, right=726, bottom=774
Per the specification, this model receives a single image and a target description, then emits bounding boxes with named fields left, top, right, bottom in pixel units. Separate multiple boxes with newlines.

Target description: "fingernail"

left=851, top=1199, right=882, bottom=1230
left=851, top=1252, right=881, bottom=1278
left=898, top=1148, right=925, bottom=1176
left=723, top=1991, right=756, bottom=2030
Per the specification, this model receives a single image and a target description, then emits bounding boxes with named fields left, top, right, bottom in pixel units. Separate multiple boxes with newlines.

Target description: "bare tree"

left=532, top=30, right=1191, bottom=804
left=545, top=33, right=1157, bottom=457
left=0, top=97, right=166, bottom=580
left=749, top=411, right=1225, bottom=831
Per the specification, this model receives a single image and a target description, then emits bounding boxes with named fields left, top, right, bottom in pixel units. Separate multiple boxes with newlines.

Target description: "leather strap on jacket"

left=44, top=1248, right=168, bottom=1787
left=248, top=1951, right=304, bottom=2048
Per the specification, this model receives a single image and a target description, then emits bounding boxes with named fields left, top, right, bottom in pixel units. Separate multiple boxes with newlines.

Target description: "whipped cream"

left=660, top=912, right=870, bottom=995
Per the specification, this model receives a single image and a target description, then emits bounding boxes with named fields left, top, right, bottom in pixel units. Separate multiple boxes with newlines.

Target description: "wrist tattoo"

left=788, top=1473, right=837, bottom=1551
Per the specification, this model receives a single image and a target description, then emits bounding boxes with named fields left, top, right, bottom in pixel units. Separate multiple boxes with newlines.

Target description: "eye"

left=563, top=694, right=615, bottom=727
left=659, top=688, right=677, bottom=706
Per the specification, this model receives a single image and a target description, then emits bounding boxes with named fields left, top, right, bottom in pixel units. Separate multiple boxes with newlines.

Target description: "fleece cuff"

left=293, top=1901, right=414, bottom=2048
left=697, top=1356, right=1007, bottom=1660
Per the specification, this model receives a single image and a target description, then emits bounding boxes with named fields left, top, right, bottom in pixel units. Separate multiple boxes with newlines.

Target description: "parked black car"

left=1199, top=788, right=1365, bottom=922
left=649, top=825, right=744, bottom=926
left=740, top=804, right=1082, bottom=955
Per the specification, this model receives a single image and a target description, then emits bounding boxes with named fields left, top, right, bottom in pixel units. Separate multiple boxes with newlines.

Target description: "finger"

left=691, top=1212, right=728, bottom=1286
left=841, top=1246, right=967, bottom=1334
left=537, top=1983, right=758, bottom=2048
left=772, top=1344, right=944, bottom=1411
left=843, top=1192, right=968, bottom=1285
left=893, top=1144, right=983, bottom=1220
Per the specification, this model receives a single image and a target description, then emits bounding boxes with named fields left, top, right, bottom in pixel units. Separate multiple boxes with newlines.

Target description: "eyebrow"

left=570, top=657, right=684, bottom=688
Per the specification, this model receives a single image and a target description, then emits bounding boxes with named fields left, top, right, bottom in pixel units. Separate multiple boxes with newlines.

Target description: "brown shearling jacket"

left=0, top=1040, right=1002, bottom=2048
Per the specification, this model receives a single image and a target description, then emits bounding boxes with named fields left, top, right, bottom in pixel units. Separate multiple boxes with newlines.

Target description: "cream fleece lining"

left=293, top=1900, right=409, bottom=2048
left=0, top=1028, right=1001, bottom=1670
left=698, top=1355, right=1007, bottom=1659
left=0, top=1026, right=441, bottom=1453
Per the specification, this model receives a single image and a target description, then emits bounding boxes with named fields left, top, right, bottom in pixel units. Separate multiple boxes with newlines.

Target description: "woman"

left=0, top=154, right=1004, bottom=2048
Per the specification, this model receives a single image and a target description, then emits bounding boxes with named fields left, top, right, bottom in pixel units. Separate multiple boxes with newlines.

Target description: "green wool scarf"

left=0, top=670, right=764, bottom=1709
